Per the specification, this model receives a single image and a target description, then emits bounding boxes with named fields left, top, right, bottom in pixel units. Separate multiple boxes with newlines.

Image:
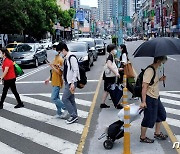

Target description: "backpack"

left=68, top=55, right=87, bottom=89
left=134, top=65, right=156, bottom=98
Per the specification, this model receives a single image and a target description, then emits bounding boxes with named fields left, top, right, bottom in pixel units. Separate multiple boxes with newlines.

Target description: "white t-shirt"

left=121, top=53, right=127, bottom=64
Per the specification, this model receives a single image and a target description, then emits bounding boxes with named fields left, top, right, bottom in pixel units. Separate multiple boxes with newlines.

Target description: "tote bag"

left=124, top=61, right=135, bottom=78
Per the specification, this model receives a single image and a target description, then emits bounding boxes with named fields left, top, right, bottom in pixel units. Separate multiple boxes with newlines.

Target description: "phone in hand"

left=45, top=59, right=50, bottom=64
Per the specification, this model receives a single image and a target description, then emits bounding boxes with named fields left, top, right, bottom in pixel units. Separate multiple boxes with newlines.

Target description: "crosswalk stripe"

left=160, top=92, right=180, bottom=99
left=161, top=98, right=180, bottom=106
left=40, top=93, right=92, bottom=106
left=7, top=95, right=88, bottom=118
left=0, top=117, right=77, bottom=154
left=165, top=107, right=180, bottom=116
left=166, top=118, right=180, bottom=128
left=0, top=142, right=23, bottom=154
left=4, top=102, right=84, bottom=134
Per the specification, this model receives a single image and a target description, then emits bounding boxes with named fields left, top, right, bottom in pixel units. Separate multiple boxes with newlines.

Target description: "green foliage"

left=0, top=0, right=74, bottom=39
left=112, top=35, right=118, bottom=45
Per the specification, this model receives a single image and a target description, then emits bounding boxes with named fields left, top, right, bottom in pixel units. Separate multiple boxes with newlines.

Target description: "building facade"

left=57, top=0, right=70, bottom=10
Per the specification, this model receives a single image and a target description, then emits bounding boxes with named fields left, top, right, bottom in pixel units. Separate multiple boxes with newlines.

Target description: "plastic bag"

left=14, top=63, right=24, bottom=77
left=118, top=104, right=143, bottom=122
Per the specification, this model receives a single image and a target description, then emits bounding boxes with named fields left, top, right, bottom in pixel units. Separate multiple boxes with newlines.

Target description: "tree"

left=0, top=0, right=29, bottom=34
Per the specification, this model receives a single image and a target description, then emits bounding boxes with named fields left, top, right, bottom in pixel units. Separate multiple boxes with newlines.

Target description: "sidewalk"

left=87, top=93, right=177, bottom=154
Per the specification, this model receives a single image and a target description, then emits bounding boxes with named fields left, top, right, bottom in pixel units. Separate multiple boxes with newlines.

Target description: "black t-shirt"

left=106, top=54, right=113, bottom=63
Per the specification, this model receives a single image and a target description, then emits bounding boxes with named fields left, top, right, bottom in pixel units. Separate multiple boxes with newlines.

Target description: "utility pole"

left=161, top=0, right=164, bottom=36
left=118, top=0, right=123, bottom=46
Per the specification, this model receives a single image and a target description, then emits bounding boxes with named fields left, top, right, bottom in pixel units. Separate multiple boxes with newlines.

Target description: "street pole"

left=161, top=0, right=164, bottom=36
left=118, top=0, right=123, bottom=46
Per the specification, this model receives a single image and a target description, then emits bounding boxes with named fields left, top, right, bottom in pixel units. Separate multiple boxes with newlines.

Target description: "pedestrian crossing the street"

left=160, top=91, right=180, bottom=141
left=0, top=93, right=92, bottom=154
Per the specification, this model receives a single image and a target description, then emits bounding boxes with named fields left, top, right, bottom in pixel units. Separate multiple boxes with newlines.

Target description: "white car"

left=39, top=39, right=52, bottom=49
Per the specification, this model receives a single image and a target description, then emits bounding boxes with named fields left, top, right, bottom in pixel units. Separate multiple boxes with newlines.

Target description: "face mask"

left=52, top=50, right=59, bottom=55
left=158, top=63, right=164, bottom=71
left=114, top=49, right=117, bottom=55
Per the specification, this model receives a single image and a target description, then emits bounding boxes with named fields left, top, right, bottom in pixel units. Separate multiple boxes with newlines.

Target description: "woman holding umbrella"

left=140, top=56, right=168, bottom=143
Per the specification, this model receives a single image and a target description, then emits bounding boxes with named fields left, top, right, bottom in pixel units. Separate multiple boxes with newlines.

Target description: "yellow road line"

left=162, top=122, right=180, bottom=154
left=76, top=72, right=103, bottom=154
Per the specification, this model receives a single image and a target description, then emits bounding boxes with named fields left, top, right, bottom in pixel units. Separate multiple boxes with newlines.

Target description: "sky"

left=80, top=0, right=98, bottom=7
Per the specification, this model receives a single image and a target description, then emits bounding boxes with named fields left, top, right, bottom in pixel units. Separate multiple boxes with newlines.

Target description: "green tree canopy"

left=0, top=0, right=75, bottom=39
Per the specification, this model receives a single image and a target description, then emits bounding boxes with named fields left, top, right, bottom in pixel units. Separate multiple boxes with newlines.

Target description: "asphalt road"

left=0, top=39, right=110, bottom=154
left=0, top=39, right=180, bottom=153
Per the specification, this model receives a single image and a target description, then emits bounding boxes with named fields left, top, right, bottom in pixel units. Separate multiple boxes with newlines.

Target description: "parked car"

left=6, top=42, right=22, bottom=52
left=126, top=36, right=132, bottom=41
left=94, top=38, right=106, bottom=55
left=11, top=43, right=47, bottom=67
left=77, top=38, right=98, bottom=61
left=39, top=39, right=52, bottom=49
left=67, top=42, right=94, bottom=71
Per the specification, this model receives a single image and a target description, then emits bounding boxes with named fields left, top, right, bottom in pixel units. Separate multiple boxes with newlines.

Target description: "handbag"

left=104, top=60, right=118, bottom=77
left=124, top=61, right=135, bottom=78
left=14, top=63, right=24, bottom=77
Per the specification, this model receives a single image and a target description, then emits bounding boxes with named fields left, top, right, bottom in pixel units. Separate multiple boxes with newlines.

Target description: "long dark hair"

left=120, top=44, right=129, bottom=61
left=1, top=48, right=14, bottom=61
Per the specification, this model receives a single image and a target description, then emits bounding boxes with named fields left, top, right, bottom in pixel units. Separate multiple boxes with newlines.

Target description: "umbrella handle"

left=163, top=67, right=165, bottom=87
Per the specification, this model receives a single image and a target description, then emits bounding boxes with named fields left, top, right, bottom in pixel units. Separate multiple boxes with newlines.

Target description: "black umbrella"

left=133, top=37, right=180, bottom=87
left=133, top=37, right=180, bottom=57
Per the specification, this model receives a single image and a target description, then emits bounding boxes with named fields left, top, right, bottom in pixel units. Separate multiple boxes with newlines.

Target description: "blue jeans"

left=51, top=86, right=65, bottom=115
left=62, top=82, right=78, bottom=118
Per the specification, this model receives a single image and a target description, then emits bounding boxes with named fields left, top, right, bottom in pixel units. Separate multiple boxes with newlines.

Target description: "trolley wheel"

left=103, top=139, right=113, bottom=149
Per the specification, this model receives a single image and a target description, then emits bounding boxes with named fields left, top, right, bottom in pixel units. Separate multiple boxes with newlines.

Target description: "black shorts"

left=141, top=95, right=166, bottom=128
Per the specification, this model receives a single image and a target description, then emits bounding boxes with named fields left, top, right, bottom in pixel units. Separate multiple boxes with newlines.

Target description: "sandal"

left=154, top=132, right=168, bottom=140
left=140, top=137, right=154, bottom=143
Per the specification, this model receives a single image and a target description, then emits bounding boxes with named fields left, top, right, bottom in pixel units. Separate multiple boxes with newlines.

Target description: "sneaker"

left=14, top=104, right=24, bottom=108
left=100, top=104, right=110, bottom=108
left=59, top=110, right=69, bottom=119
left=66, top=116, right=78, bottom=124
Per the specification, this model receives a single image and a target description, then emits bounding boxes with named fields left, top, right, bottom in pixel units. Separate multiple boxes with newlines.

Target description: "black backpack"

left=68, top=55, right=87, bottom=89
left=134, top=65, right=156, bottom=97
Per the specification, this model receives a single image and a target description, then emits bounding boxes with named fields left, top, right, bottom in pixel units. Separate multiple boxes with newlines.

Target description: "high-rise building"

left=98, top=0, right=113, bottom=22
left=91, top=7, right=98, bottom=22
left=98, top=0, right=104, bottom=21
left=74, top=0, right=80, bottom=9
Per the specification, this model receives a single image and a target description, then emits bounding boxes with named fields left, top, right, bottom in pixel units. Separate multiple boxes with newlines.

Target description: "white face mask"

left=158, top=63, right=164, bottom=71
left=113, top=49, right=117, bottom=55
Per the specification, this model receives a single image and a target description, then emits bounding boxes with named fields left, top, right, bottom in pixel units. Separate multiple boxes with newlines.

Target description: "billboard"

left=76, top=10, right=85, bottom=22
left=172, top=0, right=178, bottom=25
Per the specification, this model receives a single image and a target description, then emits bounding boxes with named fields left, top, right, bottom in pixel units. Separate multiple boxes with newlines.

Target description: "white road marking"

left=7, top=95, right=89, bottom=118
left=14, top=80, right=99, bottom=84
left=16, top=66, right=49, bottom=81
left=167, top=56, right=176, bottom=61
left=166, top=118, right=180, bottom=128
left=165, top=107, right=180, bottom=116
left=0, top=142, right=23, bottom=154
left=160, top=92, right=180, bottom=99
left=0, top=117, right=77, bottom=154
left=40, top=93, right=92, bottom=106
left=4, top=102, right=84, bottom=134
left=161, top=98, right=180, bottom=106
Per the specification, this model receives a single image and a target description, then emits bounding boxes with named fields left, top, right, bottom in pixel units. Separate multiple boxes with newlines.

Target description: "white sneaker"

left=59, top=110, right=69, bottom=119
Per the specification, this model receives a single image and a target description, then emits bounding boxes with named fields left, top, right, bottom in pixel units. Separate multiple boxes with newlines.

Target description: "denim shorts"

left=141, top=95, right=166, bottom=128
